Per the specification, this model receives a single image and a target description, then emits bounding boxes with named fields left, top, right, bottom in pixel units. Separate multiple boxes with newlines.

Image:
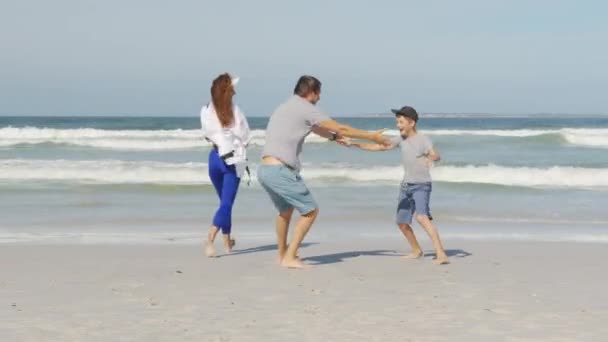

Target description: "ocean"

left=2, top=115, right=608, bottom=244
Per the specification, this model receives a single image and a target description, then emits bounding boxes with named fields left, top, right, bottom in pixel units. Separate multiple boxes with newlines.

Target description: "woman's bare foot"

left=204, top=241, right=216, bottom=258
left=224, top=238, right=236, bottom=254
left=402, top=250, right=424, bottom=259
left=280, top=257, right=309, bottom=269
left=433, top=255, right=450, bottom=265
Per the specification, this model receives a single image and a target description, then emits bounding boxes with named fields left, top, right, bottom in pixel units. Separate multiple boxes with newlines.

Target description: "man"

left=257, top=75, right=389, bottom=268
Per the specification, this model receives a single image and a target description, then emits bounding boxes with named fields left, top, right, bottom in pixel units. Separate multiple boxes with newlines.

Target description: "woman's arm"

left=235, top=106, right=251, bottom=146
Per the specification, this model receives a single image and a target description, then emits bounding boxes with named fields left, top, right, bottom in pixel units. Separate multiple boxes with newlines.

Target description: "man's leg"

left=276, top=208, right=294, bottom=263
left=258, top=165, right=318, bottom=268
left=256, top=165, right=295, bottom=263
left=281, top=208, right=318, bottom=269
left=398, top=224, right=424, bottom=259
left=415, top=214, right=449, bottom=265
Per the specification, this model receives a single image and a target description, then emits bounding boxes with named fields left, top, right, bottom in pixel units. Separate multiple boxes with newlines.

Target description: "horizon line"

left=2, top=112, right=608, bottom=118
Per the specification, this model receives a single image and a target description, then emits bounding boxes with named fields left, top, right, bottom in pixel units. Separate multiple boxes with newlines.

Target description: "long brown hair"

left=210, top=73, right=235, bottom=127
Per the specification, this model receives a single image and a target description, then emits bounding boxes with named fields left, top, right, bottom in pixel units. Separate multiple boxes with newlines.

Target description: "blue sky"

left=1, top=0, right=607, bottom=116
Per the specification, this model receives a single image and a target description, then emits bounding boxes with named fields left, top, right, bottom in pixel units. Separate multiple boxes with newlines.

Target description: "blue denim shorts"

left=396, top=182, right=432, bottom=224
left=257, top=164, right=318, bottom=215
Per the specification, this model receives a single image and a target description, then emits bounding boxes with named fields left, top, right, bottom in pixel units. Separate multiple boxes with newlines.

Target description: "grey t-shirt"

left=391, top=133, right=434, bottom=183
left=262, top=95, right=330, bottom=171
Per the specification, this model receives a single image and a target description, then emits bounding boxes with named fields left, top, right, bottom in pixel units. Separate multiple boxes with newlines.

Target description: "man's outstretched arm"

left=317, top=119, right=389, bottom=144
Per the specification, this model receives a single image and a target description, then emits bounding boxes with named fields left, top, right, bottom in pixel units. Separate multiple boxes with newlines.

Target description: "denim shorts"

left=396, top=182, right=433, bottom=224
left=257, top=164, right=318, bottom=215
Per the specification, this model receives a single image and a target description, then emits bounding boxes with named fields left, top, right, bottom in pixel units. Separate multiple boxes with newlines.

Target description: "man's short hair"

left=293, top=75, right=322, bottom=97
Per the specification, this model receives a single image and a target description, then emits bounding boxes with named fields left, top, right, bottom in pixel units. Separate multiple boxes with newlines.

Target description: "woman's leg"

left=205, top=150, right=224, bottom=257
left=214, top=166, right=240, bottom=253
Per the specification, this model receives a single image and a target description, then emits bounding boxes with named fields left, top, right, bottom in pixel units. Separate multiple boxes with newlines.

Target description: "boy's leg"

left=397, top=184, right=422, bottom=258
left=415, top=215, right=449, bottom=264
left=412, top=184, right=449, bottom=264
left=398, top=224, right=424, bottom=258
left=276, top=208, right=294, bottom=263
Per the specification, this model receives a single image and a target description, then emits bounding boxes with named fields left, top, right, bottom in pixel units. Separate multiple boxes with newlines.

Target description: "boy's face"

left=396, top=116, right=416, bottom=135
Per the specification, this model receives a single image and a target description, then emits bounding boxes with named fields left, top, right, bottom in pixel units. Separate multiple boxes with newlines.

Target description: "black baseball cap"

left=391, top=106, right=418, bottom=122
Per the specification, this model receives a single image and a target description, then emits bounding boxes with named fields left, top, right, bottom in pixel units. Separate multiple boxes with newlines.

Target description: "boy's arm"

left=350, top=142, right=395, bottom=151
left=427, top=147, right=441, bottom=161
left=419, top=136, right=440, bottom=161
left=345, top=135, right=400, bottom=151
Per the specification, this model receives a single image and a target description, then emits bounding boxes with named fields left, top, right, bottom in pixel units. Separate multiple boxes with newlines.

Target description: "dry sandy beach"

left=1, top=239, right=607, bottom=342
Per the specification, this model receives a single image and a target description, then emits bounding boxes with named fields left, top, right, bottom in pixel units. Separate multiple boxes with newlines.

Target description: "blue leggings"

left=208, top=149, right=240, bottom=235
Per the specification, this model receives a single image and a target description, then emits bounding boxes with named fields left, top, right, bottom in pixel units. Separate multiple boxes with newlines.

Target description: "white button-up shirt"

left=200, top=103, right=251, bottom=177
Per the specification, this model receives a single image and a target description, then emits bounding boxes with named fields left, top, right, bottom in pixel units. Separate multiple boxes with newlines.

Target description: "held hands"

left=370, top=129, right=391, bottom=146
left=335, top=129, right=391, bottom=149
left=336, top=136, right=353, bottom=146
left=331, top=131, right=353, bottom=147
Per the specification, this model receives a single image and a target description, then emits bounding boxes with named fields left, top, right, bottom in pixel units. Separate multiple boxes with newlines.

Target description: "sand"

left=1, top=239, right=607, bottom=341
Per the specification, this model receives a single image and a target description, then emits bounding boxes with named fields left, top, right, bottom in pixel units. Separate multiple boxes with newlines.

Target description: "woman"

left=200, top=73, right=250, bottom=257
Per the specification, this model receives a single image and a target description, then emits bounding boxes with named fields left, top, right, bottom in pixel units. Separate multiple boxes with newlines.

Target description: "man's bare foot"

left=433, top=255, right=450, bottom=265
left=280, top=257, right=309, bottom=269
left=402, top=251, right=424, bottom=259
left=277, top=249, right=298, bottom=264
left=204, top=241, right=215, bottom=258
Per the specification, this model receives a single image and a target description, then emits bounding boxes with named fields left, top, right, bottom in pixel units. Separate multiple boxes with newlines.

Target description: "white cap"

left=231, top=76, right=240, bottom=87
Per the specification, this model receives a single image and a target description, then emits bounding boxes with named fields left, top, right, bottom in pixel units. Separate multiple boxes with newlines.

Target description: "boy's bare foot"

left=204, top=241, right=215, bottom=258
left=401, top=250, right=424, bottom=259
left=433, top=255, right=450, bottom=265
left=280, top=257, right=309, bottom=269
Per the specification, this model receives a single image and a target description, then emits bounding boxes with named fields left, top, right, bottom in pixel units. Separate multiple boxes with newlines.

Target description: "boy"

left=349, top=106, right=449, bottom=265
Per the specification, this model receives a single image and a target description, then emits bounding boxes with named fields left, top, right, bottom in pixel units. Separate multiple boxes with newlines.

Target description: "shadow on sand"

left=302, top=248, right=473, bottom=265
left=218, top=242, right=318, bottom=258
left=302, top=250, right=400, bottom=265
left=423, top=249, right=473, bottom=259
